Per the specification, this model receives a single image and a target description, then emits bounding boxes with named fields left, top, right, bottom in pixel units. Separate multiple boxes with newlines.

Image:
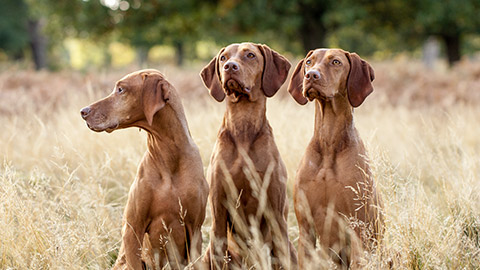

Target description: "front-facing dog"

left=288, top=49, right=383, bottom=268
left=201, top=43, right=297, bottom=269
left=80, top=69, right=208, bottom=269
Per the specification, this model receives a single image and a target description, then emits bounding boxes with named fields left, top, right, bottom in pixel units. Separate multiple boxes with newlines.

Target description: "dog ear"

left=258, top=44, right=291, bottom=97
left=200, top=48, right=226, bottom=102
left=287, top=58, right=308, bottom=105
left=345, top=52, right=375, bottom=107
left=287, top=50, right=313, bottom=105
left=142, top=73, right=170, bottom=126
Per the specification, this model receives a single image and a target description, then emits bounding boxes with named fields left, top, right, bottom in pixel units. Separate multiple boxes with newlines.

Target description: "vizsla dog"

left=80, top=69, right=209, bottom=269
left=288, top=49, right=383, bottom=268
left=200, top=43, right=297, bottom=269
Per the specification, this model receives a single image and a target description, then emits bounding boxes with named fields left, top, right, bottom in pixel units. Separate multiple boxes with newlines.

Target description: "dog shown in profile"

left=200, top=42, right=297, bottom=269
left=288, top=49, right=383, bottom=268
left=80, top=69, right=208, bottom=269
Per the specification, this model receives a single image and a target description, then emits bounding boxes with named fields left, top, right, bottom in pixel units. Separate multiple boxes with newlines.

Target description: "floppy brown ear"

left=200, top=48, right=225, bottom=102
left=142, top=73, right=170, bottom=126
left=258, top=44, right=291, bottom=97
left=287, top=59, right=308, bottom=105
left=345, top=52, right=375, bottom=107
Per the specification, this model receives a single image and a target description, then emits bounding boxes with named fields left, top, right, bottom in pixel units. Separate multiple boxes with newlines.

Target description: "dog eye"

left=220, top=55, right=226, bottom=61
left=247, top=52, right=255, bottom=59
left=332, top=59, right=341, bottom=65
left=305, top=59, right=312, bottom=66
left=118, top=87, right=124, bottom=93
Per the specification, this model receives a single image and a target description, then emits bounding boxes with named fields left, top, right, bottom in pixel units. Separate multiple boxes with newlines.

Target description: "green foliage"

left=117, top=0, right=209, bottom=47
left=362, top=0, right=480, bottom=39
left=42, top=0, right=114, bottom=40
left=200, top=0, right=301, bottom=52
left=416, top=0, right=480, bottom=36
left=2, top=0, right=480, bottom=67
left=358, top=0, right=480, bottom=64
left=0, top=0, right=29, bottom=58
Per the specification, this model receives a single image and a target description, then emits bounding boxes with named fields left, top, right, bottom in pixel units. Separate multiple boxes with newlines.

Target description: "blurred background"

left=1, top=0, right=479, bottom=70
left=1, top=1, right=480, bottom=269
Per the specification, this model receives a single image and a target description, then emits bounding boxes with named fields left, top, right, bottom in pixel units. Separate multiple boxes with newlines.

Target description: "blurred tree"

left=48, top=0, right=214, bottom=66
left=27, top=19, right=48, bottom=70
left=416, top=0, right=480, bottom=65
left=202, top=0, right=370, bottom=55
left=0, top=0, right=30, bottom=60
left=116, top=0, right=212, bottom=66
left=0, top=0, right=50, bottom=69
left=200, top=0, right=302, bottom=53
left=4, top=0, right=479, bottom=69
left=1, top=0, right=113, bottom=69
left=42, top=0, right=117, bottom=67
left=361, top=0, right=480, bottom=65
left=295, top=0, right=331, bottom=52
left=25, top=0, right=49, bottom=70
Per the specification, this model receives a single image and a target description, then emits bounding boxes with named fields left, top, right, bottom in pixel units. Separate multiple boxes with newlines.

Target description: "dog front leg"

left=111, top=241, right=127, bottom=270
left=269, top=208, right=298, bottom=270
left=206, top=199, right=229, bottom=270
left=121, top=220, right=146, bottom=270
left=297, top=218, right=316, bottom=269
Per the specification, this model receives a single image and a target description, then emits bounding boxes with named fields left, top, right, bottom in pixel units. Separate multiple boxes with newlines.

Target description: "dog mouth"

left=303, top=83, right=333, bottom=101
left=104, top=124, right=119, bottom=133
left=223, top=79, right=251, bottom=101
left=86, top=122, right=119, bottom=133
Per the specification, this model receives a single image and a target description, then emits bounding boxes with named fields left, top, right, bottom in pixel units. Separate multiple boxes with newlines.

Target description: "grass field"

left=1, top=60, right=480, bottom=269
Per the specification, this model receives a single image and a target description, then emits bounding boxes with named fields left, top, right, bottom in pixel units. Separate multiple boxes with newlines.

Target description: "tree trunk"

left=441, top=33, right=461, bottom=66
left=298, top=2, right=327, bottom=54
left=422, top=36, right=440, bottom=69
left=136, top=46, right=149, bottom=67
left=300, top=23, right=326, bottom=53
left=27, top=19, right=47, bottom=70
left=102, top=44, right=112, bottom=68
left=174, top=41, right=184, bottom=66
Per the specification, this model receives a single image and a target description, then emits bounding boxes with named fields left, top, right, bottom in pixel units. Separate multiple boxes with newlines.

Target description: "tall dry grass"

left=0, top=59, right=479, bottom=269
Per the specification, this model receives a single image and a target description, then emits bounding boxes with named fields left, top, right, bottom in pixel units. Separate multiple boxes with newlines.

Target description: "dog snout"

left=80, top=106, right=91, bottom=119
left=305, top=70, right=321, bottom=81
left=223, top=61, right=239, bottom=72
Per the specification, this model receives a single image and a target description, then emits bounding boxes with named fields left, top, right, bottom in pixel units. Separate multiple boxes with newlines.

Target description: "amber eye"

left=247, top=52, right=255, bottom=59
left=332, top=59, right=341, bottom=65
left=220, top=55, right=226, bottom=61
left=305, top=59, right=312, bottom=66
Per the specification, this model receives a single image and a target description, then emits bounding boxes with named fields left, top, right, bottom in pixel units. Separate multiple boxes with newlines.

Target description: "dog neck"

left=136, top=96, right=196, bottom=174
left=312, top=93, right=356, bottom=154
left=222, top=93, right=268, bottom=147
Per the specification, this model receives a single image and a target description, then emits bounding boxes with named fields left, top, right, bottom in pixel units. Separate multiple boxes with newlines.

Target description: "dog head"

left=80, top=69, right=170, bottom=132
left=200, top=42, right=291, bottom=103
left=288, top=49, right=374, bottom=107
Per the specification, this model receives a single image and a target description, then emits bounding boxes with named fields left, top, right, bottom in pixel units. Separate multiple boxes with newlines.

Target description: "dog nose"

left=305, top=70, right=321, bottom=81
left=80, top=107, right=91, bottom=119
left=223, top=61, right=239, bottom=72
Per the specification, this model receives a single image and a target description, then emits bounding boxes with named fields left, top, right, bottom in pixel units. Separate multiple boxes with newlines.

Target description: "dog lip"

left=304, top=89, right=315, bottom=101
left=224, top=78, right=243, bottom=90
left=224, top=78, right=251, bottom=96
left=105, top=123, right=119, bottom=133
left=304, top=87, right=333, bottom=101
left=89, top=126, right=104, bottom=133
left=87, top=122, right=119, bottom=133
left=85, top=122, right=100, bottom=132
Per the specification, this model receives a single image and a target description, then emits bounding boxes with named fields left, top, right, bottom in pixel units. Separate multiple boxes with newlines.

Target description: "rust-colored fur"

left=81, top=69, right=208, bottom=269
left=288, top=49, right=383, bottom=268
left=200, top=43, right=297, bottom=269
